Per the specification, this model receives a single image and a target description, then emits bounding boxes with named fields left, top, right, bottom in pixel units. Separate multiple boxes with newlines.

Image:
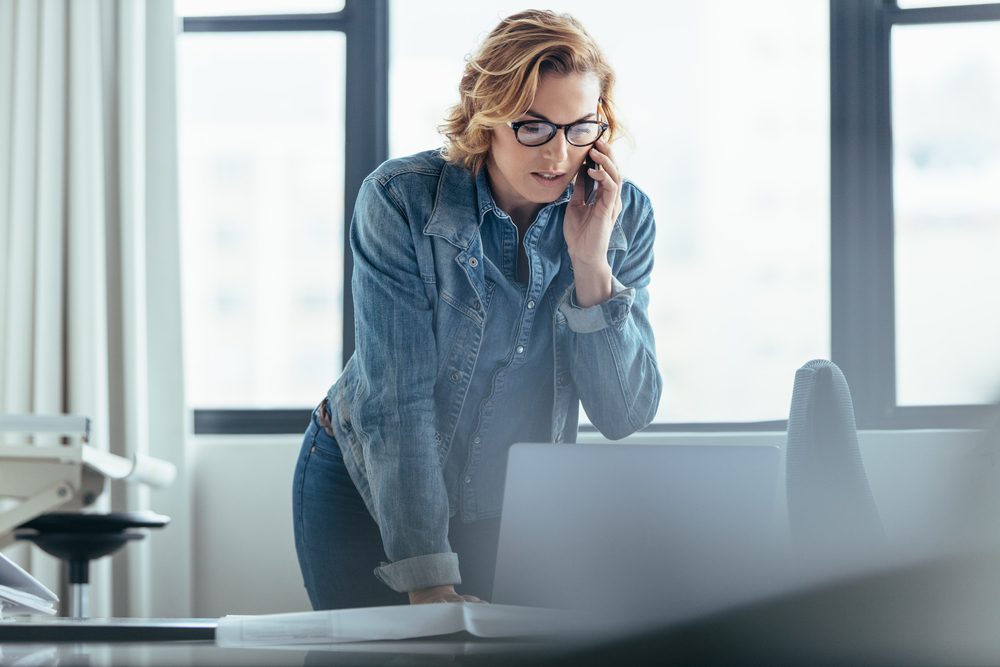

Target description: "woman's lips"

left=531, top=172, right=566, bottom=188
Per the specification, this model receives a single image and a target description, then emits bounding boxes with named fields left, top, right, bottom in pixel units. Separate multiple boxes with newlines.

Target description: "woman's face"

left=486, top=71, right=602, bottom=218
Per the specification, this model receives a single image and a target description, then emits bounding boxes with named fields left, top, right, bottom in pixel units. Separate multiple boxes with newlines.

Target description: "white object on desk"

left=216, top=603, right=594, bottom=646
left=0, top=414, right=177, bottom=539
left=0, top=551, right=58, bottom=616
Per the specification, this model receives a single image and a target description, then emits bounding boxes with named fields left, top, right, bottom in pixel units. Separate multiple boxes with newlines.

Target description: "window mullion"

left=830, top=0, right=897, bottom=428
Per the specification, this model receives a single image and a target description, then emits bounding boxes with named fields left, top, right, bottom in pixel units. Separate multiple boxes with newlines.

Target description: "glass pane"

left=178, top=33, right=346, bottom=409
left=390, top=1, right=830, bottom=423
left=893, top=22, right=1000, bottom=406
left=896, top=0, right=999, bottom=8
left=176, top=0, right=344, bottom=16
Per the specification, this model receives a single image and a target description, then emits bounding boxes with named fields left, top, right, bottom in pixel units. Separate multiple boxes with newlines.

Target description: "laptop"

left=491, top=442, right=786, bottom=621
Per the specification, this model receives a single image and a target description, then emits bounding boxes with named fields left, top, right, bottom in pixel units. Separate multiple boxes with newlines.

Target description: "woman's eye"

left=568, top=125, right=596, bottom=142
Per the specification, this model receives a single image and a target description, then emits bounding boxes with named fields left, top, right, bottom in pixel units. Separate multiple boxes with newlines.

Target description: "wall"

left=189, top=429, right=989, bottom=616
left=192, top=436, right=309, bottom=617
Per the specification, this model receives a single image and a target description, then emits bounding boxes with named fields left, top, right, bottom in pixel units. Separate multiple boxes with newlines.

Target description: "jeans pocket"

left=310, top=420, right=344, bottom=461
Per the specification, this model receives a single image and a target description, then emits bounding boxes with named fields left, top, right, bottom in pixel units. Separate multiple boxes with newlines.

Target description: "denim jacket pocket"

left=439, top=278, right=494, bottom=327
left=434, top=306, right=484, bottom=460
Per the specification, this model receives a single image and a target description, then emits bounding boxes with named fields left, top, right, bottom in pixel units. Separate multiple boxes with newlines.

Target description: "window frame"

left=188, top=0, right=1000, bottom=435
left=831, top=0, right=1000, bottom=430
left=182, top=1, right=387, bottom=434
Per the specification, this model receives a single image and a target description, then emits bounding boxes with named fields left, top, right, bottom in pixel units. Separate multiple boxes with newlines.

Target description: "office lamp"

left=0, top=415, right=176, bottom=617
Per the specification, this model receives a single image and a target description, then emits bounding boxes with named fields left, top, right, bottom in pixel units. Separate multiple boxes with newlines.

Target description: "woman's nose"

left=541, top=130, right=571, bottom=162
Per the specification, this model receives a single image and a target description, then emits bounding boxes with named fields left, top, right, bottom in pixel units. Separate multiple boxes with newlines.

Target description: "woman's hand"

left=408, top=584, right=483, bottom=604
left=563, top=138, right=624, bottom=307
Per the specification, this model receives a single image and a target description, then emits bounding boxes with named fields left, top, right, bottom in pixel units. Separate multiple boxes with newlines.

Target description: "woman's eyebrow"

left=523, top=110, right=597, bottom=123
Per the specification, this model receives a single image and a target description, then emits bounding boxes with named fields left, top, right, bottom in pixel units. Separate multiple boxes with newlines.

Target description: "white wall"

left=188, top=429, right=988, bottom=616
left=192, top=436, right=308, bottom=617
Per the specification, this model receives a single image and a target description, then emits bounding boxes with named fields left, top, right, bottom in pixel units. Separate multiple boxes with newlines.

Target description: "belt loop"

left=315, top=397, right=336, bottom=437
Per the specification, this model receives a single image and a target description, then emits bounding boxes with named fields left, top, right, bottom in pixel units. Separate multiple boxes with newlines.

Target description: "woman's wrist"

left=571, top=259, right=613, bottom=307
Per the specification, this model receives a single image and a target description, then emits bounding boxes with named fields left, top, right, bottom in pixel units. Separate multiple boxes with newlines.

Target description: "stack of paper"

left=217, top=603, right=594, bottom=646
left=0, top=552, right=58, bottom=616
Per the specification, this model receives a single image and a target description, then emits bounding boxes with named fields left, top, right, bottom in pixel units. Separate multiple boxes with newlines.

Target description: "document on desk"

left=0, top=552, right=58, bottom=616
left=216, top=603, right=592, bottom=646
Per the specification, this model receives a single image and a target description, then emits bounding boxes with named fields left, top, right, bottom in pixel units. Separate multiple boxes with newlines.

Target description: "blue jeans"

left=292, top=408, right=501, bottom=609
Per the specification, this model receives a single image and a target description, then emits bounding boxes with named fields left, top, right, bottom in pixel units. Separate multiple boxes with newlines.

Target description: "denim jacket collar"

left=423, top=158, right=627, bottom=252
left=423, top=161, right=482, bottom=251
left=474, top=166, right=504, bottom=223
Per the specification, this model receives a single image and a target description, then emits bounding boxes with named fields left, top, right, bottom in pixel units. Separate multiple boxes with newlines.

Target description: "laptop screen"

left=491, top=442, right=785, bottom=621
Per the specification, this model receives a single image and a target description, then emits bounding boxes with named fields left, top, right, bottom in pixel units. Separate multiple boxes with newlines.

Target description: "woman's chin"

left=521, top=184, right=566, bottom=204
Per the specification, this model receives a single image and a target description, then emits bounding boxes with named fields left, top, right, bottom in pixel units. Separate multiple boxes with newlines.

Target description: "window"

left=176, top=0, right=345, bottom=14
left=177, top=1, right=386, bottom=434
left=832, top=0, right=1000, bottom=427
left=391, top=1, right=830, bottom=424
left=896, top=0, right=998, bottom=8
left=179, top=1, right=1000, bottom=433
left=178, top=31, right=346, bottom=409
left=892, top=22, right=1000, bottom=406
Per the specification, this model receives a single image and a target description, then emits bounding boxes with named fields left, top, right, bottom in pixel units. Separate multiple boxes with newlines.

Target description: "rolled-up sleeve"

left=374, top=553, right=460, bottom=592
left=559, top=277, right=635, bottom=333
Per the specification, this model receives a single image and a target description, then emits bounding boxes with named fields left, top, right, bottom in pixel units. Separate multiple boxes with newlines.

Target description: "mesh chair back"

left=786, top=359, right=883, bottom=549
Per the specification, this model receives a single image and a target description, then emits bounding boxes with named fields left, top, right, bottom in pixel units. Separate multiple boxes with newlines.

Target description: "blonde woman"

left=293, top=9, right=661, bottom=608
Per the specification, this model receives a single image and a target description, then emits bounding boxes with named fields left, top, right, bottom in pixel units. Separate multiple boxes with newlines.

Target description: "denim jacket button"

left=527, top=300, right=535, bottom=309
left=468, top=257, right=479, bottom=268
left=515, top=345, right=524, bottom=354
left=472, top=436, right=481, bottom=445
left=450, top=371, right=460, bottom=382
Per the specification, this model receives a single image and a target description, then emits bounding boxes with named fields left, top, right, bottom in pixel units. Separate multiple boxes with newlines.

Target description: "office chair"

left=785, top=359, right=883, bottom=553
left=16, top=511, right=169, bottom=618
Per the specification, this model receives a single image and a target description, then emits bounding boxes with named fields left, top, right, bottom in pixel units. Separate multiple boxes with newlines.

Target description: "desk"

left=0, top=618, right=216, bottom=642
left=0, top=634, right=576, bottom=666
left=6, top=550, right=1000, bottom=667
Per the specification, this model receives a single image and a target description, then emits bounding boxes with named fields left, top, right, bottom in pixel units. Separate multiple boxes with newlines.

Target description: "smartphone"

left=580, top=155, right=599, bottom=205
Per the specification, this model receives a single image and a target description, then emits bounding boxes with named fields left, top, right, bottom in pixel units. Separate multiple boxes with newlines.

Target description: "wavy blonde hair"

left=440, top=10, right=621, bottom=175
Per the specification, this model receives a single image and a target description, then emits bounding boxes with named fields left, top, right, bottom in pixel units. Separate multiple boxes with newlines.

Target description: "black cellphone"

left=581, top=155, right=599, bottom=205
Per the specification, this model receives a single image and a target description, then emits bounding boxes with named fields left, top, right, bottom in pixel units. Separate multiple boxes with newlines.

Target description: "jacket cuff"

left=558, top=277, right=635, bottom=333
left=373, top=552, right=462, bottom=593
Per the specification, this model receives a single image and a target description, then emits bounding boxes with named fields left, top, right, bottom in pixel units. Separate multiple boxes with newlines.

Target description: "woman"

left=293, top=9, right=661, bottom=609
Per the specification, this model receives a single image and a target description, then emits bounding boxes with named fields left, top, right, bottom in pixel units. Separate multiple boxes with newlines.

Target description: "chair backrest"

left=786, top=359, right=883, bottom=551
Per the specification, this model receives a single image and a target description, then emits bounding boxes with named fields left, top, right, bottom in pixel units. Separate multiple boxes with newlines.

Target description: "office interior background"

left=1, top=0, right=999, bottom=619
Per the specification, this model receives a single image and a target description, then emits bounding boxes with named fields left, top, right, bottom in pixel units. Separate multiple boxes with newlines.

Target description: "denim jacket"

left=325, top=149, right=661, bottom=593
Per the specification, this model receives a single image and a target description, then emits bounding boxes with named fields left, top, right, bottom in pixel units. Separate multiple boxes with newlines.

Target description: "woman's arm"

left=348, top=176, right=460, bottom=594
left=560, top=186, right=662, bottom=439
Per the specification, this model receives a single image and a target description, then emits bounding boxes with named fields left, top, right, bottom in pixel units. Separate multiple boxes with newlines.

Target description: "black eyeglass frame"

left=506, top=119, right=610, bottom=147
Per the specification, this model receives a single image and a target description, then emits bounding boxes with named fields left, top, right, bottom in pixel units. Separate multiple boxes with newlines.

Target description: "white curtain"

left=0, top=0, right=190, bottom=617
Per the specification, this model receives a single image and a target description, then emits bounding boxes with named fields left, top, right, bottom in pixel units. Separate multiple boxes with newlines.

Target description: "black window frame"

left=182, top=1, right=387, bottom=435
left=190, top=0, right=1000, bottom=435
left=831, top=0, right=1000, bottom=431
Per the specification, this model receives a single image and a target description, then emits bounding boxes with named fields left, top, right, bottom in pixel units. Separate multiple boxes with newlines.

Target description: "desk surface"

left=0, top=636, right=576, bottom=666
left=0, top=617, right=216, bottom=642
left=7, top=549, right=1000, bottom=667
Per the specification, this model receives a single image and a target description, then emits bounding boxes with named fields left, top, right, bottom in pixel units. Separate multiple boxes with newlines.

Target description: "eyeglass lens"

left=517, top=121, right=603, bottom=146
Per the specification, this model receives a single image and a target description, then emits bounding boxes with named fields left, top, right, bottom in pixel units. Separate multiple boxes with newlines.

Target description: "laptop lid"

left=491, top=442, right=785, bottom=620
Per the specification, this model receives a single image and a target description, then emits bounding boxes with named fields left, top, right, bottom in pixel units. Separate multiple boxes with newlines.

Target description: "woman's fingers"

left=588, top=139, right=621, bottom=184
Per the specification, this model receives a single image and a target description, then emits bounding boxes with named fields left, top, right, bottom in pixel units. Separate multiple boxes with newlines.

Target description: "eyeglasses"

left=507, top=119, right=609, bottom=147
